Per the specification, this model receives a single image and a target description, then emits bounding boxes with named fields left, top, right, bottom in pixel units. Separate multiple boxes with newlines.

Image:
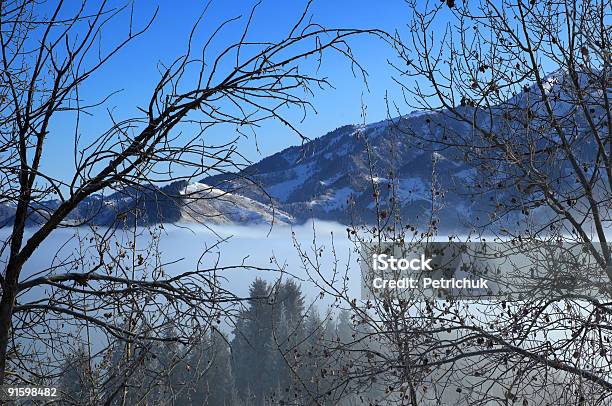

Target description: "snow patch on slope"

left=397, top=177, right=429, bottom=203
left=180, top=182, right=294, bottom=225
left=266, top=162, right=315, bottom=203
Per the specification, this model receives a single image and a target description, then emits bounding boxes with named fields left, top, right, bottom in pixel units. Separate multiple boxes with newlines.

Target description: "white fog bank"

left=1, top=220, right=359, bottom=307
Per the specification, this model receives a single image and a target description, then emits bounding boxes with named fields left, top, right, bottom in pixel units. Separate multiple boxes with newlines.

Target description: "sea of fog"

left=1, top=221, right=360, bottom=310
left=4, top=220, right=607, bottom=316
left=2, top=222, right=602, bottom=391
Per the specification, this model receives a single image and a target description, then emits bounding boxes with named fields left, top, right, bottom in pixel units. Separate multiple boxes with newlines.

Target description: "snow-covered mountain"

left=201, top=111, right=480, bottom=228
left=0, top=181, right=294, bottom=228
left=200, top=68, right=609, bottom=228
left=1, top=69, right=606, bottom=228
left=179, top=182, right=293, bottom=225
left=0, top=111, right=479, bottom=228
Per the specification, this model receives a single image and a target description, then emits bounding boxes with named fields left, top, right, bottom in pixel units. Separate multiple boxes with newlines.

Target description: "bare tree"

left=293, top=1, right=612, bottom=404
left=0, top=0, right=380, bottom=397
left=395, top=0, right=611, bottom=272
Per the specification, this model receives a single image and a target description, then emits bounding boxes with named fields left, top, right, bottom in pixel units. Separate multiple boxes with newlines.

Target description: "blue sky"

left=36, top=0, right=571, bottom=186
left=43, top=0, right=414, bottom=183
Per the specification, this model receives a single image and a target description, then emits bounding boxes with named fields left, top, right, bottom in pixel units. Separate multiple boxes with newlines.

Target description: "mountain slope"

left=3, top=69, right=604, bottom=229
left=0, top=181, right=294, bottom=228
left=202, top=68, right=609, bottom=228
left=203, top=111, right=479, bottom=227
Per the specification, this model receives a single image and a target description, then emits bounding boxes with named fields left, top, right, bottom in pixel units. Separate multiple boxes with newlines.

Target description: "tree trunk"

left=0, top=276, right=18, bottom=384
left=0, top=194, right=28, bottom=385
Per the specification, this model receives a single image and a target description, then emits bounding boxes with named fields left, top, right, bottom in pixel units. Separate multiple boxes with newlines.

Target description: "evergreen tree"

left=103, top=339, right=143, bottom=405
left=336, top=310, right=353, bottom=343
left=232, top=278, right=312, bottom=405
left=149, top=323, right=191, bottom=403
left=185, top=329, right=236, bottom=405
left=232, top=278, right=276, bottom=405
left=59, top=346, right=98, bottom=405
left=300, top=309, right=332, bottom=404
left=271, top=280, right=307, bottom=404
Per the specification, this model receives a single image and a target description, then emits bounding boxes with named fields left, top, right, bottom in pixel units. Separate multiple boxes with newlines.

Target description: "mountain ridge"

left=3, top=68, right=604, bottom=229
